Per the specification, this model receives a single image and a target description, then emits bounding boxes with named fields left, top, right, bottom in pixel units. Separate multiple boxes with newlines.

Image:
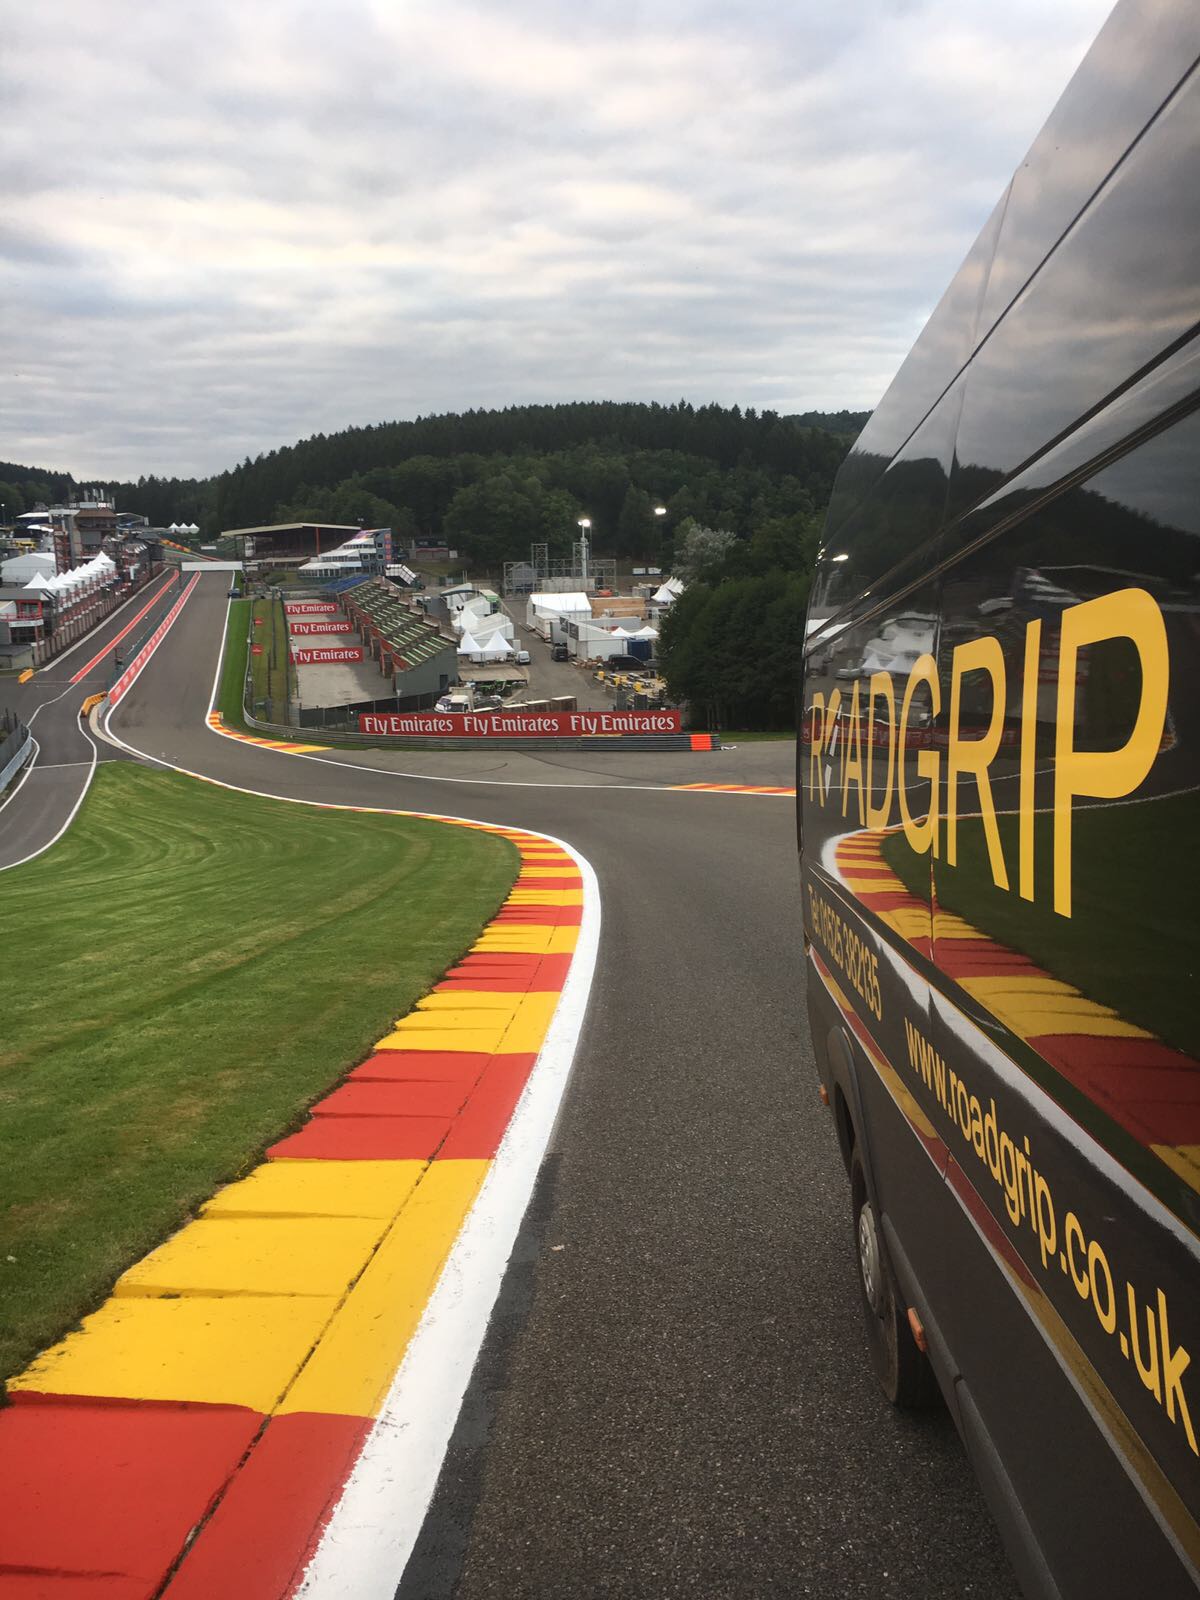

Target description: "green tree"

left=615, top=485, right=658, bottom=559
left=0, top=481, right=26, bottom=521
left=659, top=569, right=811, bottom=730
left=673, top=522, right=739, bottom=582
left=443, top=471, right=581, bottom=568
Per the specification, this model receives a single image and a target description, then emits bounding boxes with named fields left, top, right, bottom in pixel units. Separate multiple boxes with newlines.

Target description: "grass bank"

left=0, top=764, right=517, bottom=1385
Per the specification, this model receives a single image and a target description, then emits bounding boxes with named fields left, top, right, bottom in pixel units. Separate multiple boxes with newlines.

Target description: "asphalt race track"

left=0, top=570, right=181, bottom=871
left=56, top=572, right=1021, bottom=1597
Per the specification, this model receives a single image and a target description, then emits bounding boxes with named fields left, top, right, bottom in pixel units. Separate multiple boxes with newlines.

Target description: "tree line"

left=3, top=400, right=870, bottom=729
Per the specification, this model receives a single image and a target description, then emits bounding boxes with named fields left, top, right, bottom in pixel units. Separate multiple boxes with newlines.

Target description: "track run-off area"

left=0, top=570, right=1019, bottom=1599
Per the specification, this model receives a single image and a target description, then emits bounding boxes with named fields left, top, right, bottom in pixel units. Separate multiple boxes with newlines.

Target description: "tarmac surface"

left=501, top=598, right=612, bottom=712
left=0, top=569, right=180, bottom=870
left=8, top=569, right=1020, bottom=1597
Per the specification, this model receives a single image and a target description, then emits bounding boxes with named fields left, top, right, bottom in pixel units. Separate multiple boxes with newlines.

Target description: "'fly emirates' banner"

left=290, top=619, right=353, bottom=635
left=359, top=710, right=682, bottom=738
left=284, top=602, right=339, bottom=614
left=291, top=646, right=364, bottom=664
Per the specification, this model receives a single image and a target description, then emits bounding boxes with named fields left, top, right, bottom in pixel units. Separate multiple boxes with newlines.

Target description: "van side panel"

left=801, top=5, right=1200, bottom=1593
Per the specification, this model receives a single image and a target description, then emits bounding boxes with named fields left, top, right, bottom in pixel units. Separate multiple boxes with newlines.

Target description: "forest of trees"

left=5, top=400, right=869, bottom=727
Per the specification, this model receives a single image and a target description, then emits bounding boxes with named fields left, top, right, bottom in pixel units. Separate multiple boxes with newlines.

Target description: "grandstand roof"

left=218, top=522, right=361, bottom=539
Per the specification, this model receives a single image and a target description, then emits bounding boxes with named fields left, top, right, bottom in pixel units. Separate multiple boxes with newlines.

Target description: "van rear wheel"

left=850, top=1149, right=937, bottom=1409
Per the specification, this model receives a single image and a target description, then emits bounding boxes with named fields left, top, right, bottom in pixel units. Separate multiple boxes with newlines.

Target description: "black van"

left=799, top=4, right=1200, bottom=1595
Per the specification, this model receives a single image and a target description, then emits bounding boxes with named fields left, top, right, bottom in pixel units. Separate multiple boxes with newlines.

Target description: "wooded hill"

left=4, top=401, right=869, bottom=729
left=2, top=401, right=866, bottom=560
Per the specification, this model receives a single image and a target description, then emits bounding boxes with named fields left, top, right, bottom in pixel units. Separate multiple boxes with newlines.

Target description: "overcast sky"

left=2, top=0, right=1114, bottom=481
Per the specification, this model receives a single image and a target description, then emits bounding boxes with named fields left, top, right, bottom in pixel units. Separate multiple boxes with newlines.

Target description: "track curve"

left=108, top=572, right=1018, bottom=1599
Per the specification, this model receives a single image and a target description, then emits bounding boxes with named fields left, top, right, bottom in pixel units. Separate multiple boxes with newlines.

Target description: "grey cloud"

left=0, top=0, right=1113, bottom=477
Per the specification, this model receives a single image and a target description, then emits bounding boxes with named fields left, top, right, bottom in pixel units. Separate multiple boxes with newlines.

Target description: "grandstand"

left=341, top=578, right=455, bottom=697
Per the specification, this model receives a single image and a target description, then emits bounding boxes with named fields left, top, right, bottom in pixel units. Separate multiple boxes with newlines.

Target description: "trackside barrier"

left=237, top=706, right=720, bottom=752
left=0, top=711, right=33, bottom=791
left=108, top=574, right=201, bottom=708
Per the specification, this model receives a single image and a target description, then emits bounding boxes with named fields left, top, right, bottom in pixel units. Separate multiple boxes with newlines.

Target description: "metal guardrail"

left=0, top=709, right=33, bottom=792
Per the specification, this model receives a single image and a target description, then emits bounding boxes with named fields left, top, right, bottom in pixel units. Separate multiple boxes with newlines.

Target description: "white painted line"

left=299, top=839, right=598, bottom=1600
left=0, top=722, right=98, bottom=874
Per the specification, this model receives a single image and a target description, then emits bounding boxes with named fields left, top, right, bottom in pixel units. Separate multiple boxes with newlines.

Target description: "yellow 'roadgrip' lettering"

left=826, top=686, right=842, bottom=797
left=1053, top=588, right=1169, bottom=918
left=1019, top=619, right=1041, bottom=902
left=865, top=671, right=895, bottom=829
left=842, top=680, right=865, bottom=824
left=808, top=693, right=826, bottom=802
left=898, top=653, right=940, bottom=857
left=948, top=635, right=1009, bottom=890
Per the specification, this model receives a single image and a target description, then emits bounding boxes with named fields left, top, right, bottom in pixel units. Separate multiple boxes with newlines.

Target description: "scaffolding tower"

left=503, top=542, right=615, bottom=596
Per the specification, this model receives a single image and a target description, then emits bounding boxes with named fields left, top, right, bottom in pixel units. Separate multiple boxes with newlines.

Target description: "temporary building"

left=526, top=590, right=590, bottom=643
left=467, top=611, right=514, bottom=643
left=1, top=551, right=56, bottom=585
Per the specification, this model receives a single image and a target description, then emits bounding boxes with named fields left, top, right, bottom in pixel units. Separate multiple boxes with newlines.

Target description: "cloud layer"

left=2, top=0, right=1113, bottom=477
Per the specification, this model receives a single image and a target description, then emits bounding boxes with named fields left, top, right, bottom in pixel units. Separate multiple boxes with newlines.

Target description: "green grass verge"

left=217, top=597, right=251, bottom=730
left=248, top=594, right=292, bottom=716
left=0, top=763, right=517, bottom=1385
left=880, top=796, right=1198, bottom=1057
left=716, top=730, right=797, bottom=742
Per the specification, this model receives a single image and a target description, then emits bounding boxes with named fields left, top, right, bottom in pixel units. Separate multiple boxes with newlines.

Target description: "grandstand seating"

left=340, top=578, right=454, bottom=674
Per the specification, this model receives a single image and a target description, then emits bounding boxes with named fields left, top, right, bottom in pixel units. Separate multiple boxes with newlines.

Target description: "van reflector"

left=906, top=1307, right=928, bottom=1353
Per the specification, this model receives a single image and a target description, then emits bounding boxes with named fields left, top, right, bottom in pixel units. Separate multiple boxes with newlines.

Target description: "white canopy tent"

left=457, top=629, right=514, bottom=661
left=474, top=635, right=514, bottom=661
left=652, top=577, right=684, bottom=607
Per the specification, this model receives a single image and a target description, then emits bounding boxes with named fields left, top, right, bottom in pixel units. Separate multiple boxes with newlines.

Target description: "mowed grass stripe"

left=0, top=765, right=517, bottom=1385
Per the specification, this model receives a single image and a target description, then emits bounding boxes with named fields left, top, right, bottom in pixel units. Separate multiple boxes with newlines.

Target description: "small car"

left=515, top=649, right=531, bottom=665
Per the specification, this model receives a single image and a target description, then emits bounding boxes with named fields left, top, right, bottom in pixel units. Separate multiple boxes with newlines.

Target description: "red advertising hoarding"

left=284, top=602, right=339, bottom=614
left=289, top=619, right=353, bottom=635
left=358, top=709, right=681, bottom=738
left=291, top=646, right=364, bottom=664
